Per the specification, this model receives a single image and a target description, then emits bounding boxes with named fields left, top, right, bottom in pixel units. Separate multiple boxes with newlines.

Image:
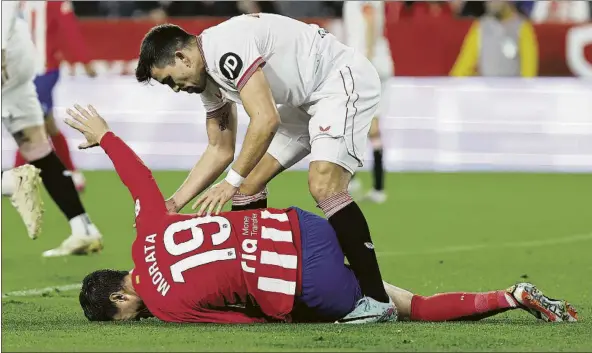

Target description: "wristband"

left=225, top=168, right=245, bottom=188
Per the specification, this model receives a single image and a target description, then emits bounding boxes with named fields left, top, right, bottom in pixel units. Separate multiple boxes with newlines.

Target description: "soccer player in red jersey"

left=66, top=105, right=578, bottom=324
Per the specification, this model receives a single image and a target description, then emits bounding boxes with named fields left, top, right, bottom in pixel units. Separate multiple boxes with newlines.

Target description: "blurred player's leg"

left=14, top=70, right=85, bottom=191
left=12, top=125, right=102, bottom=257
left=45, top=112, right=86, bottom=192
left=364, top=118, right=386, bottom=203
left=1, top=165, right=44, bottom=239
left=3, top=81, right=102, bottom=256
left=347, top=118, right=385, bottom=203
left=347, top=173, right=363, bottom=199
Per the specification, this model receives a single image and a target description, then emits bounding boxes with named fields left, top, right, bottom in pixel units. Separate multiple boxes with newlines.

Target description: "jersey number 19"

left=163, top=216, right=235, bottom=283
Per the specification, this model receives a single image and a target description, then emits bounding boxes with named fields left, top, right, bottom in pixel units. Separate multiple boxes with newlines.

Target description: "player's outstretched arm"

left=168, top=102, right=238, bottom=212
left=64, top=105, right=166, bottom=215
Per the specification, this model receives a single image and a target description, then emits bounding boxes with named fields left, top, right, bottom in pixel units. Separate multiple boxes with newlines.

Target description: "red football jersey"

left=98, top=132, right=304, bottom=324
left=131, top=208, right=303, bottom=323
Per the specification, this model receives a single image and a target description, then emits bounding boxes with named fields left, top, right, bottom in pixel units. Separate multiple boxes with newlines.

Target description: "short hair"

left=136, top=24, right=195, bottom=83
left=79, top=269, right=129, bottom=321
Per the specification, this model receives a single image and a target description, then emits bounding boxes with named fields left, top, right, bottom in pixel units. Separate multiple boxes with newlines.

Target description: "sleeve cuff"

left=237, top=57, right=266, bottom=91
left=99, top=131, right=116, bottom=148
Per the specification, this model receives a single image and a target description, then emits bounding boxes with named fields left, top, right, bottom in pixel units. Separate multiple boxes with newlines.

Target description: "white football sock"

left=69, top=214, right=99, bottom=236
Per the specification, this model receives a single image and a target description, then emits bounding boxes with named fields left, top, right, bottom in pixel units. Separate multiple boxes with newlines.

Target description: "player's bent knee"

left=14, top=126, right=52, bottom=161
left=19, top=140, right=52, bottom=162
left=308, top=161, right=351, bottom=203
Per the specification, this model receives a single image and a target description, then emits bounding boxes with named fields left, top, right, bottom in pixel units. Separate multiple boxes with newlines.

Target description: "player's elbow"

left=257, top=112, right=280, bottom=133
left=210, top=144, right=234, bottom=166
left=219, top=148, right=235, bottom=166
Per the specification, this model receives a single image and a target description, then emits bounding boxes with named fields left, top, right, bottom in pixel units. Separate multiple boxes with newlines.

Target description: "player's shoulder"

left=202, top=14, right=257, bottom=40
left=200, top=33, right=252, bottom=85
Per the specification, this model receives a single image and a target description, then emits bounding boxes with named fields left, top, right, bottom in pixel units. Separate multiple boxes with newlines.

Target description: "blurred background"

left=3, top=0, right=592, bottom=173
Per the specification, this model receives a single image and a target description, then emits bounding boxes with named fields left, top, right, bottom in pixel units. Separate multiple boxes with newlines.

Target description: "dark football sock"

left=372, top=149, right=384, bottom=191
left=30, top=151, right=85, bottom=220
left=232, top=187, right=268, bottom=211
left=319, top=191, right=390, bottom=303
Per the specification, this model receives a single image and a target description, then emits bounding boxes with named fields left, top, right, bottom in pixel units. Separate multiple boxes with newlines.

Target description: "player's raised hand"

left=192, top=180, right=237, bottom=216
left=64, top=104, right=110, bottom=149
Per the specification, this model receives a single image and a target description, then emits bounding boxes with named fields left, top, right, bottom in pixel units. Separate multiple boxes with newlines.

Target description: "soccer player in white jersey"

left=1, top=2, right=102, bottom=255
left=343, top=1, right=393, bottom=203
left=135, top=13, right=394, bottom=323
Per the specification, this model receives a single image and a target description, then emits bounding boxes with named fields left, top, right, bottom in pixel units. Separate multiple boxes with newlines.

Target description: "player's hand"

left=64, top=104, right=110, bottom=149
left=165, top=198, right=179, bottom=213
left=192, top=180, right=237, bottom=216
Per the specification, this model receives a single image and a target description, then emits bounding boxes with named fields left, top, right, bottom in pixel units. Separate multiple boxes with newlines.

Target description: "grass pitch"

left=2, top=171, right=591, bottom=352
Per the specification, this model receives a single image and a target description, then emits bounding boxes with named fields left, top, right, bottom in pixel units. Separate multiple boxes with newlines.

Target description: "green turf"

left=2, top=171, right=591, bottom=352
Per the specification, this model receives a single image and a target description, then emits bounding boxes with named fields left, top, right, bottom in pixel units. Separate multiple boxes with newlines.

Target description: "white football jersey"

left=1, top=1, right=39, bottom=90
left=198, top=13, right=353, bottom=116
left=342, top=1, right=393, bottom=77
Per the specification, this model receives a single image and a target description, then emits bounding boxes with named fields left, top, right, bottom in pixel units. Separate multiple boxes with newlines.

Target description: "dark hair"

left=79, top=269, right=129, bottom=321
left=136, top=24, right=195, bottom=83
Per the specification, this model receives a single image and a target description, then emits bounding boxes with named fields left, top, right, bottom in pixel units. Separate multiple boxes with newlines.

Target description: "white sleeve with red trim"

left=213, top=34, right=265, bottom=92
left=200, top=78, right=228, bottom=119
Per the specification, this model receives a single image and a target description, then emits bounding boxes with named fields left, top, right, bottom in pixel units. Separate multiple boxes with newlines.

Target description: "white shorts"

left=268, top=52, right=381, bottom=174
left=2, top=80, right=44, bottom=135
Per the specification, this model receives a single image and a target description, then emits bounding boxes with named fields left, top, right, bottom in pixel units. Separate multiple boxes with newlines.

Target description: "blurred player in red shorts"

left=16, top=1, right=96, bottom=192
left=66, top=105, right=577, bottom=324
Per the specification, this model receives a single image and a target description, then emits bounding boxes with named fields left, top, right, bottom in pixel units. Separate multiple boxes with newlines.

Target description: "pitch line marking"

left=2, top=233, right=591, bottom=298
left=2, top=283, right=81, bottom=299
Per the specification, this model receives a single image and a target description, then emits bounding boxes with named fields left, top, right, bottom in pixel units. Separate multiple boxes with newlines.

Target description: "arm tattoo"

left=217, top=106, right=230, bottom=131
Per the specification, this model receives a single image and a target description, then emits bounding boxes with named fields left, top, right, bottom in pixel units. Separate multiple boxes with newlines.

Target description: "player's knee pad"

left=19, top=140, right=52, bottom=162
left=233, top=186, right=268, bottom=206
